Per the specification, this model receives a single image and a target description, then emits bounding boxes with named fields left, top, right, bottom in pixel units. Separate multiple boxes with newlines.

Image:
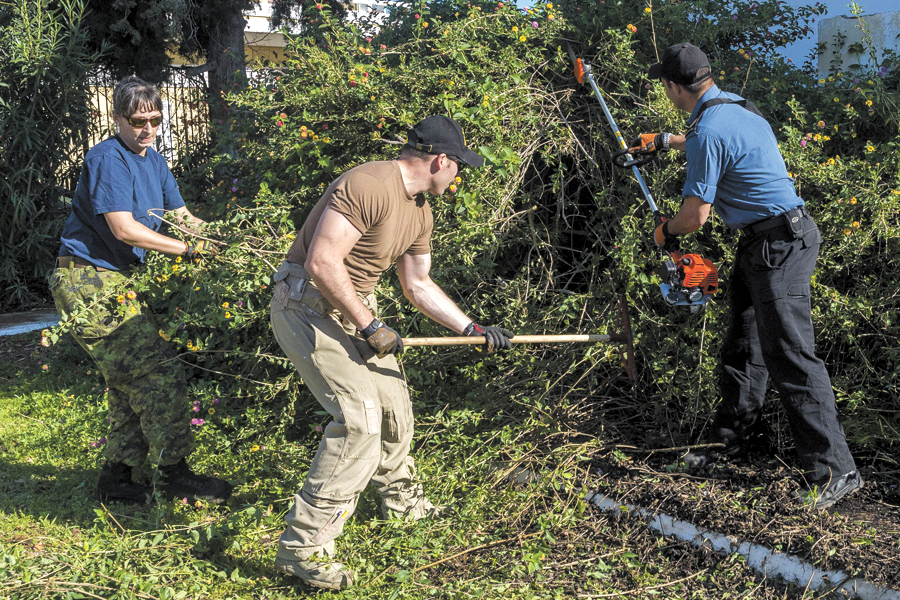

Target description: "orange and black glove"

left=627, top=133, right=672, bottom=155
left=463, top=322, right=514, bottom=354
left=652, top=214, right=680, bottom=253
left=184, top=240, right=218, bottom=263
left=362, top=318, right=404, bottom=356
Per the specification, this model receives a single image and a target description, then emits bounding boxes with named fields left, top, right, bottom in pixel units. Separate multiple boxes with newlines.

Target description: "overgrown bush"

left=0, top=0, right=103, bottom=310
left=51, top=0, right=900, bottom=479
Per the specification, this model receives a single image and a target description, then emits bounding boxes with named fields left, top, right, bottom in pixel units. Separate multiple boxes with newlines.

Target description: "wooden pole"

left=402, top=334, right=613, bottom=347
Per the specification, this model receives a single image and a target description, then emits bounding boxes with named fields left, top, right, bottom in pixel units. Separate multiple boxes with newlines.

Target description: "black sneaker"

left=157, top=459, right=233, bottom=504
left=793, top=471, right=863, bottom=510
left=98, top=462, right=151, bottom=505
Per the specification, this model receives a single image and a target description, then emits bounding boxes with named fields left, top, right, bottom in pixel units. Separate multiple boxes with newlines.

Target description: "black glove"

left=463, top=322, right=514, bottom=354
left=361, top=318, right=404, bottom=356
left=652, top=214, right=680, bottom=253
left=627, top=133, right=672, bottom=155
left=184, top=240, right=218, bottom=263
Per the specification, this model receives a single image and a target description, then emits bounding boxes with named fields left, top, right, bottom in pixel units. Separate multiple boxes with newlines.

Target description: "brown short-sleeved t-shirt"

left=286, top=161, right=433, bottom=295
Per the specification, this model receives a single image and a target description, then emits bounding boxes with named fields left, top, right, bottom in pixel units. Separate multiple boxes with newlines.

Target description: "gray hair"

left=112, top=76, right=163, bottom=117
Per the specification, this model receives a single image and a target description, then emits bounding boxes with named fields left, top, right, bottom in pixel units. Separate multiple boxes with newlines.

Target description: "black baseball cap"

left=406, top=115, right=484, bottom=168
left=648, top=43, right=712, bottom=86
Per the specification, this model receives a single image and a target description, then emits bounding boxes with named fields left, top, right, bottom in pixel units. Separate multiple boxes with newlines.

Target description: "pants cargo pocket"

left=382, top=408, right=400, bottom=443
left=363, top=400, right=381, bottom=435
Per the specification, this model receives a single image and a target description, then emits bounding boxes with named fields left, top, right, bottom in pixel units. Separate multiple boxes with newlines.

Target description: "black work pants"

left=710, top=214, right=856, bottom=486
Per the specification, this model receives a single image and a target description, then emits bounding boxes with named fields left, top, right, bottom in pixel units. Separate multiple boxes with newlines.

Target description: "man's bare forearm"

left=403, top=277, right=471, bottom=334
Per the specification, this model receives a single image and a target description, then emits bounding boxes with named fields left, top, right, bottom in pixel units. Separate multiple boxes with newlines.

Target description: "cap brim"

left=457, top=147, right=485, bottom=168
left=648, top=62, right=663, bottom=79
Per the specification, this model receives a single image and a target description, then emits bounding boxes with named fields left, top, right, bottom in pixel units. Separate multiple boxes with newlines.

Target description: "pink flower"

left=800, top=139, right=807, bottom=147
left=531, top=21, right=538, bottom=28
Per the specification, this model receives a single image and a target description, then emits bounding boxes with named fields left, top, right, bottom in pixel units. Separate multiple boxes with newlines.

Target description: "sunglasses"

left=126, top=115, right=163, bottom=128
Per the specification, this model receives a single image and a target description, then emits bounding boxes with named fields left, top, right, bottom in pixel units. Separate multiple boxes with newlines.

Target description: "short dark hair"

left=683, top=67, right=712, bottom=93
left=400, top=144, right=438, bottom=161
left=112, top=76, right=163, bottom=118
left=665, top=71, right=714, bottom=95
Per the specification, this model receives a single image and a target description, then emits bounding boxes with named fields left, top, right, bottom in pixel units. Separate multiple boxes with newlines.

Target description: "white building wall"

left=817, top=11, right=900, bottom=77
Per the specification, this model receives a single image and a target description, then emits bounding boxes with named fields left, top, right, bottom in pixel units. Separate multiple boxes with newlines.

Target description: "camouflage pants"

left=49, top=264, right=191, bottom=470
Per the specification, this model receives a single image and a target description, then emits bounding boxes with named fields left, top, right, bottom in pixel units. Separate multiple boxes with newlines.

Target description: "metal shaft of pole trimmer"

left=569, top=48, right=659, bottom=214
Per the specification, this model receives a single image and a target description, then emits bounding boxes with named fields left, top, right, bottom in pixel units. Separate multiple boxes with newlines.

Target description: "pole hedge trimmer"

left=565, top=43, right=718, bottom=308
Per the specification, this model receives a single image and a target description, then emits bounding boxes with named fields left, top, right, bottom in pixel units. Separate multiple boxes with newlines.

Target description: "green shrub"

left=0, top=0, right=104, bottom=309
left=52, top=0, right=900, bottom=472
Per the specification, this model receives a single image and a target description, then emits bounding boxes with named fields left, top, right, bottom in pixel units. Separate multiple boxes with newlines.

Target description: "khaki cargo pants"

left=270, top=261, right=422, bottom=561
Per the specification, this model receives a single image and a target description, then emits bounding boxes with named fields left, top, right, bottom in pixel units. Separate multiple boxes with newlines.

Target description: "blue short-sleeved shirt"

left=59, top=136, right=185, bottom=271
left=683, top=85, right=803, bottom=230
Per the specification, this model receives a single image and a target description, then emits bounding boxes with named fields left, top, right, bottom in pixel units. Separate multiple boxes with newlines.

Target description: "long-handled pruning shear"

left=565, top=42, right=718, bottom=309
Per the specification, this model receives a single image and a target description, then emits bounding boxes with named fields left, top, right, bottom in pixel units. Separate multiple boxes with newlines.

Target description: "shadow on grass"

left=0, top=458, right=101, bottom=527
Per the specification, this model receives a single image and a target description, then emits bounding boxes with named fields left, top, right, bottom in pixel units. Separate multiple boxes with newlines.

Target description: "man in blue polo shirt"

left=630, top=43, right=860, bottom=510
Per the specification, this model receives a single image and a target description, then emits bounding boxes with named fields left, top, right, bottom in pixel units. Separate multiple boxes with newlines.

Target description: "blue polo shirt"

left=683, top=85, right=803, bottom=230
left=59, top=136, right=185, bottom=271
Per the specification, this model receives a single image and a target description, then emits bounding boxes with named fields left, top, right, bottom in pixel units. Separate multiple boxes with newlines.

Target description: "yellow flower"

left=126, top=290, right=136, bottom=300
left=512, top=26, right=518, bottom=32
left=824, top=135, right=830, bottom=141
left=852, top=221, right=860, bottom=229
left=519, top=35, right=526, bottom=42
left=547, top=13, right=554, bottom=20
left=546, top=2, right=552, bottom=8
left=843, top=228, right=851, bottom=236
left=833, top=97, right=839, bottom=102
left=222, top=301, right=229, bottom=309
left=827, top=158, right=835, bottom=165
left=866, top=145, right=875, bottom=152
left=868, top=80, right=874, bottom=84
left=186, top=340, right=193, bottom=349
left=814, top=134, right=821, bottom=141
left=159, top=329, right=170, bottom=341
left=129, top=306, right=136, bottom=315
left=482, top=101, right=488, bottom=107
left=251, top=444, right=260, bottom=452
left=195, top=500, right=202, bottom=509
left=172, top=264, right=180, bottom=273
left=455, top=176, right=462, bottom=183
left=865, top=99, right=873, bottom=106
left=644, top=6, right=651, bottom=13
left=891, top=190, right=900, bottom=195
left=175, top=256, right=182, bottom=264
left=208, top=408, right=215, bottom=415
left=818, top=78, right=826, bottom=84
left=850, top=197, right=857, bottom=204
left=449, top=184, right=457, bottom=193
left=116, top=295, right=125, bottom=304
left=225, top=312, right=232, bottom=319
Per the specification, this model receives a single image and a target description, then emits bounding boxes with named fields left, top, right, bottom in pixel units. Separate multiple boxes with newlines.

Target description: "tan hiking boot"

left=274, top=554, right=354, bottom=590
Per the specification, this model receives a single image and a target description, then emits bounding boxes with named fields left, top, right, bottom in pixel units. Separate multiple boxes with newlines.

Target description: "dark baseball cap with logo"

left=406, top=115, right=484, bottom=168
left=648, top=43, right=712, bottom=86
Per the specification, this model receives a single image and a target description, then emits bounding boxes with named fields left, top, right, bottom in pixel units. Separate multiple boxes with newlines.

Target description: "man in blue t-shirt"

left=630, top=43, right=860, bottom=510
left=51, top=77, right=231, bottom=506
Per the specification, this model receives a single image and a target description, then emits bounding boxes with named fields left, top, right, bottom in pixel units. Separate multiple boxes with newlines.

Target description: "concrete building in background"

left=817, top=10, right=900, bottom=77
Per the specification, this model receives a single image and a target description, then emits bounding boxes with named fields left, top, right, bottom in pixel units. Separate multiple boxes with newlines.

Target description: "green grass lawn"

left=0, top=332, right=843, bottom=599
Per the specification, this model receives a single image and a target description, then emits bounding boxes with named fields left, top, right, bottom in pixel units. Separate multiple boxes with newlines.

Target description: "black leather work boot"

left=157, top=459, right=233, bottom=504
left=98, top=462, right=152, bottom=505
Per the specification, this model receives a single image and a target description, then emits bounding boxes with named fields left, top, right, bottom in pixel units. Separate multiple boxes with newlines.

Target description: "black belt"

left=741, top=206, right=809, bottom=237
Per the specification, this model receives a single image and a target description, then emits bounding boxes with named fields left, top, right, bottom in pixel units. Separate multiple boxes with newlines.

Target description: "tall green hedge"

left=0, top=0, right=103, bottom=310
left=51, top=0, right=899, bottom=470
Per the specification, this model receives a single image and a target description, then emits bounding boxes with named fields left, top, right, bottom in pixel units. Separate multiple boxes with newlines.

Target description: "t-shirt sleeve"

left=160, top=161, right=185, bottom=211
left=328, top=172, right=390, bottom=234
left=682, top=131, right=724, bottom=204
left=88, top=155, right=136, bottom=215
left=406, top=200, right=433, bottom=255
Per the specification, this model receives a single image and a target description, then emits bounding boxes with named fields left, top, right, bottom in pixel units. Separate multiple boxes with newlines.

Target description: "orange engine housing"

left=671, top=252, right=719, bottom=296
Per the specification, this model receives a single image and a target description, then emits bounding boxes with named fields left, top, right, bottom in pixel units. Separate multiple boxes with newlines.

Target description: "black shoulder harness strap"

left=686, top=98, right=764, bottom=134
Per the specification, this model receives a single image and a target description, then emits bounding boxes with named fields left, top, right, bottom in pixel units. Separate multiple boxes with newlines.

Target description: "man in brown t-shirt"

left=270, top=115, right=514, bottom=590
